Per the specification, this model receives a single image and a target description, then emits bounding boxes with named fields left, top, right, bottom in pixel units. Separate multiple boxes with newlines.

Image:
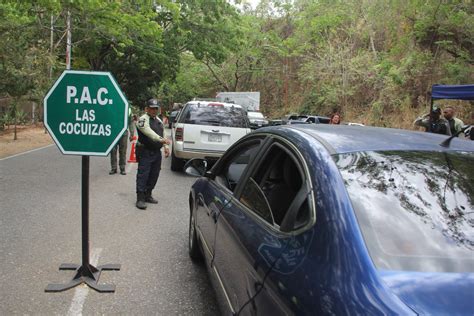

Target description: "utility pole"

left=66, top=10, right=71, bottom=70
left=284, top=56, right=289, bottom=110
left=45, top=14, right=55, bottom=133
left=50, top=14, right=54, bottom=79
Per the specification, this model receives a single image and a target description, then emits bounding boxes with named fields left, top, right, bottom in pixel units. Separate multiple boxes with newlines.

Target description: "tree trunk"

left=14, top=117, right=17, bottom=141
left=13, top=100, right=17, bottom=140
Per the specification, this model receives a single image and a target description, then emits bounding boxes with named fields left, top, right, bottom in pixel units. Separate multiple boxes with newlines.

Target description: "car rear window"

left=179, top=103, right=248, bottom=128
left=334, top=151, right=474, bottom=273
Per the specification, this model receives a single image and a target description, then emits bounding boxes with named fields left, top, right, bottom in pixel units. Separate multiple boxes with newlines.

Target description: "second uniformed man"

left=135, top=99, right=170, bottom=210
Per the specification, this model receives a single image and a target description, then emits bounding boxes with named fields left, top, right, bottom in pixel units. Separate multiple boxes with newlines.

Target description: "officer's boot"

left=136, top=192, right=147, bottom=210
left=145, top=190, right=158, bottom=204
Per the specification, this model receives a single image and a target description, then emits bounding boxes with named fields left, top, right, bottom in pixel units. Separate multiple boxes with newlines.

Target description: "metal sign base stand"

left=46, top=156, right=120, bottom=293
left=45, top=263, right=120, bottom=292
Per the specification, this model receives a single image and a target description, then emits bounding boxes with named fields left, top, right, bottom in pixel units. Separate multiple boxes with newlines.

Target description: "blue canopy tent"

left=431, top=84, right=474, bottom=101
left=428, top=84, right=473, bottom=137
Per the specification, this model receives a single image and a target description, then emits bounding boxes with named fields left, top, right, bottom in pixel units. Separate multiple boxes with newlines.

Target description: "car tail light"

left=175, top=127, right=183, bottom=141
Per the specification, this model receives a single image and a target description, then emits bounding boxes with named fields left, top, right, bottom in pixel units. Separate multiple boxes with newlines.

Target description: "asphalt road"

left=0, top=130, right=219, bottom=315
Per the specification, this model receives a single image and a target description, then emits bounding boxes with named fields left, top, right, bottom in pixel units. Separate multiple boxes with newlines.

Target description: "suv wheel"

left=171, top=150, right=185, bottom=171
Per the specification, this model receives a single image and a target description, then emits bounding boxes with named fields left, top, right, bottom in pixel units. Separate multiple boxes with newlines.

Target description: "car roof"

left=187, top=100, right=244, bottom=109
left=271, top=124, right=474, bottom=154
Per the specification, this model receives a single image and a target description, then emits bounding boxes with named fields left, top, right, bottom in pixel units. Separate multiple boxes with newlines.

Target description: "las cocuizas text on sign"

left=44, top=70, right=129, bottom=156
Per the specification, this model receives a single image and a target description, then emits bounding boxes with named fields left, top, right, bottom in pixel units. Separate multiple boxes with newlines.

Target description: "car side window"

left=240, top=142, right=311, bottom=231
left=215, top=140, right=261, bottom=192
left=240, top=178, right=274, bottom=224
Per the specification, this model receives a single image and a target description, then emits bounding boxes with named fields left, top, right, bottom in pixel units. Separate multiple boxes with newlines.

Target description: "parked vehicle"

left=171, top=101, right=251, bottom=171
left=247, top=111, right=269, bottom=129
left=286, top=119, right=309, bottom=125
left=268, top=119, right=283, bottom=126
left=168, top=110, right=180, bottom=129
left=185, top=124, right=474, bottom=315
left=287, top=115, right=331, bottom=124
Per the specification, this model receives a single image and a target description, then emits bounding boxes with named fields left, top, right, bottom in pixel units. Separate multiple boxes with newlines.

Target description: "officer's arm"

left=137, top=117, right=167, bottom=144
left=414, top=114, right=429, bottom=128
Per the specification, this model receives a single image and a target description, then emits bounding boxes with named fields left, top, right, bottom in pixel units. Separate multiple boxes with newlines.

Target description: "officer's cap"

left=147, top=98, right=160, bottom=108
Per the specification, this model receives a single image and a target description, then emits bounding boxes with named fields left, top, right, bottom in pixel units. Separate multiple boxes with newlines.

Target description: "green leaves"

left=0, top=0, right=242, bottom=108
left=0, top=0, right=471, bottom=124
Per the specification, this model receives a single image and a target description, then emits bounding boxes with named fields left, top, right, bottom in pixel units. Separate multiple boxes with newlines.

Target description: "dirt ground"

left=0, top=124, right=53, bottom=159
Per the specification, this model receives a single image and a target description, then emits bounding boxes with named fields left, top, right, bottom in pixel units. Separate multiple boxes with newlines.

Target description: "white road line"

left=66, top=248, right=103, bottom=316
left=0, top=144, right=55, bottom=161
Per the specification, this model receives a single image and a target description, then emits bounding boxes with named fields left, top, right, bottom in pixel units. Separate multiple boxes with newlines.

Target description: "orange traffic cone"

left=128, top=136, right=138, bottom=163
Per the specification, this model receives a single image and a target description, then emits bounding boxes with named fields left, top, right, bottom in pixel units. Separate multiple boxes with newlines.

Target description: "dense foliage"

left=195, top=0, right=473, bottom=127
left=1, top=0, right=472, bottom=128
left=0, top=0, right=239, bottom=109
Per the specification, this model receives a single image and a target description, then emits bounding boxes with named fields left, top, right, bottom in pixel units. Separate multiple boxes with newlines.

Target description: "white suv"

left=171, top=101, right=251, bottom=171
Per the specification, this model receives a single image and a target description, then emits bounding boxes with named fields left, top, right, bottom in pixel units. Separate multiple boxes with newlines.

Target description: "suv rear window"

left=179, top=103, right=248, bottom=128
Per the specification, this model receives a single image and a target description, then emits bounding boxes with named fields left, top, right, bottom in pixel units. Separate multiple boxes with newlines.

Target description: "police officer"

left=135, top=99, right=170, bottom=210
left=414, top=105, right=451, bottom=135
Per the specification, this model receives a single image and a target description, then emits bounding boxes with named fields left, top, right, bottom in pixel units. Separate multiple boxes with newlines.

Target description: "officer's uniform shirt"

left=136, top=113, right=167, bottom=150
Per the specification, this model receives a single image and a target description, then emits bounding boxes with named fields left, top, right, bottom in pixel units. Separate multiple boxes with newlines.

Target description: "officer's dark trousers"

left=110, top=131, right=128, bottom=171
left=136, top=148, right=162, bottom=193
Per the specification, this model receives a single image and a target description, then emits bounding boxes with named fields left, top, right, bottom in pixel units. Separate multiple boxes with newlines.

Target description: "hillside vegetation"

left=1, top=1, right=473, bottom=129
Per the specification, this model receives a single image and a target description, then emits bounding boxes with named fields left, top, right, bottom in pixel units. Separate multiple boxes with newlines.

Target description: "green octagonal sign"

left=44, top=70, right=129, bottom=156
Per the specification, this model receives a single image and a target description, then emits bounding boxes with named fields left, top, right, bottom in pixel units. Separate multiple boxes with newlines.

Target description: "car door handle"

left=206, top=205, right=216, bottom=217
left=208, top=205, right=219, bottom=223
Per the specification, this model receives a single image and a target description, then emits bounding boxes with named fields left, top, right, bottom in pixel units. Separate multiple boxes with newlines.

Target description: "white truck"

left=216, top=92, right=260, bottom=112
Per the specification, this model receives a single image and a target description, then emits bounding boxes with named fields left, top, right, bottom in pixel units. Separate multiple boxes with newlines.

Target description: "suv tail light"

left=175, top=127, right=183, bottom=141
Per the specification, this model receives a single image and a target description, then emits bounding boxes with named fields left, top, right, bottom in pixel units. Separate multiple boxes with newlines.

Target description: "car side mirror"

left=184, top=158, right=208, bottom=177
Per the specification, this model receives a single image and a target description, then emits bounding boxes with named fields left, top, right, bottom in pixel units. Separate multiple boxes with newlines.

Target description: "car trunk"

left=182, top=124, right=249, bottom=153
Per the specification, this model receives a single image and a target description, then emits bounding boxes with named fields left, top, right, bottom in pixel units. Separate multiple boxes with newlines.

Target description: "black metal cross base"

left=45, top=262, right=120, bottom=293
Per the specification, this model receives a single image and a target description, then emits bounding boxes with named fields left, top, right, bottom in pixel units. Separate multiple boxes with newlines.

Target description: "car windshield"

left=248, top=112, right=264, bottom=119
left=334, top=151, right=474, bottom=273
left=181, top=104, right=248, bottom=128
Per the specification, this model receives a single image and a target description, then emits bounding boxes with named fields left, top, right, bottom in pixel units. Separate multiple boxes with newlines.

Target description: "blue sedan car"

left=185, top=124, right=474, bottom=315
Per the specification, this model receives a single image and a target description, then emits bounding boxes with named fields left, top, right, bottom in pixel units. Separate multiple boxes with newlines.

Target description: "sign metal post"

left=44, top=70, right=128, bottom=293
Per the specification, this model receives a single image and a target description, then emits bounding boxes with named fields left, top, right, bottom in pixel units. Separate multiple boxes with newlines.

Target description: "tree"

left=0, top=2, right=53, bottom=138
